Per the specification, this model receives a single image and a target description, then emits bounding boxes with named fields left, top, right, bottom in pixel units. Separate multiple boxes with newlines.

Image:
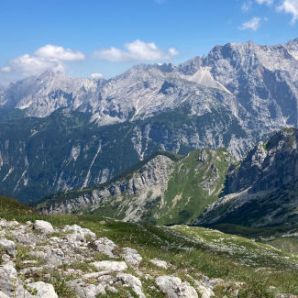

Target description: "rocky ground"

left=0, top=217, right=298, bottom=297
left=0, top=218, right=240, bottom=298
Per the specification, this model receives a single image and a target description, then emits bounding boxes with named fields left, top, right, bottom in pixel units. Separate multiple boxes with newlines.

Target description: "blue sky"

left=0, top=0, right=297, bottom=83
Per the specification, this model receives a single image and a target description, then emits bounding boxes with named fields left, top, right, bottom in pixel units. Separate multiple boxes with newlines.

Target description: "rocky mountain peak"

left=286, top=37, right=298, bottom=56
left=265, top=127, right=298, bottom=151
left=223, top=128, right=298, bottom=195
left=198, top=128, right=298, bottom=228
left=37, top=68, right=65, bottom=80
left=1, top=38, right=298, bottom=130
left=2, top=70, right=100, bottom=117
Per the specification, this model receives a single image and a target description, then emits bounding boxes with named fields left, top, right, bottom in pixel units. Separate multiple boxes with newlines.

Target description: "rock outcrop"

left=0, top=216, right=297, bottom=297
left=156, top=276, right=198, bottom=298
left=38, top=149, right=230, bottom=225
left=198, top=128, right=298, bottom=228
left=0, top=218, right=222, bottom=298
left=38, top=154, right=176, bottom=221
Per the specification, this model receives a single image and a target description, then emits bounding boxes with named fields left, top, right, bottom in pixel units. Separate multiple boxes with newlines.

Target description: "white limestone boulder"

left=33, top=220, right=54, bottom=234
left=0, top=239, right=16, bottom=257
left=27, top=281, right=58, bottom=298
left=156, top=275, right=198, bottom=298
left=121, top=247, right=142, bottom=267
left=91, top=237, right=118, bottom=257
left=91, top=261, right=128, bottom=272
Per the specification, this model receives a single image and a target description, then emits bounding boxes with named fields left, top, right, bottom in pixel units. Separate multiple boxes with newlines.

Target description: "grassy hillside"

left=0, top=195, right=33, bottom=218
left=263, top=236, right=298, bottom=254
left=155, top=148, right=230, bottom=224
left=39, top=148, right=231, bottom=226
left=38, top=150, right=181, bottom=205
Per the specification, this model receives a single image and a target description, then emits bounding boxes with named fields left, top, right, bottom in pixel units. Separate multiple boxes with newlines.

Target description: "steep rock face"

left=38, top=149, right=231, bottom=224
left=2, top=40, right=298, bottom=133
left=0, top=87, right=4, bottom=107
left=0, top=101, right=245, bottom=202
left=286, top=38, right=298, bottom=59
left=184, top=40, right=298, bottom=131
left=38, top=154, right=176, bottom=222
left=94, top=64, right=239, bottom=126
left=0, top=111, right=142, bottom=202
left=197, top=128, right=298, bottom=228
left=2, top=65, right=243, bottom=128
left=2, top=71, right=103, bottom=117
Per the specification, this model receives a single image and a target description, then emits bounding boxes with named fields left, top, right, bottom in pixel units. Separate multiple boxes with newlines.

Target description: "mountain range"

left=0, top=38, right=298, bottom=210
left=38, top=127, right=298, bottom=233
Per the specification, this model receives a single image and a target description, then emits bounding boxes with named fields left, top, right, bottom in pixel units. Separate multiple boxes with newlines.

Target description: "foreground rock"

left=0, top=291, right=9, bottom=298
left=33, top=220, right=54, bottom=234
left=91, top=261, right=128, bottom=272
left=156, top=275, right=198, bottom=298
left=27, top=281, right=58, bottom=298
left=150, top=258, right=169, bottom=269
left=0, top=217, right=279, bottom=297
left=63, top=225, right=96, bottom=242
left=68, top=273, right=145, bottom=298
left=91, top=237, right=118, bottom=257
left=0, top=219, right=152, bottom=297
left=0, top=262, right=32, bottom=297
left=121, top=247, right=143, bottom=267
left=0, top=239, right=16, bottom=257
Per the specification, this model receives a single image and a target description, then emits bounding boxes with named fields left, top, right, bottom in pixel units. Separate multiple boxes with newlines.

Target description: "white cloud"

left=239, top=17, right=262, bottom=30
left=255, top=0, right=273, bottom=5
left=168, top=47, right=179, bottom=57
left=94, top=40, right=178, bottom=62
left=0, top=45, right=85, bottom=78
left=97, top=47, right=124, bottom=62
left=7, top=53, right=64, bottom=76
left=35, top=45, right=85, bottom=61
left=277, top=0, right=298, bottom=23
left=90, top=72, right=104, bottom=79
left=0, top=66, right=11, bottom=73
left=126, top=40, right=164, bottom=60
